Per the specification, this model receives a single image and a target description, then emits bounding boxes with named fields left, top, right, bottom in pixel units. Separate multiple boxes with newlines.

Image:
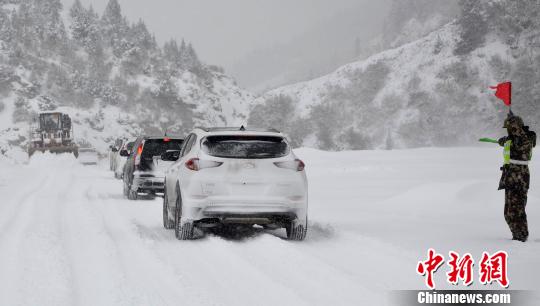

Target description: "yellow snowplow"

left=28, top=112, right=79, bottom=157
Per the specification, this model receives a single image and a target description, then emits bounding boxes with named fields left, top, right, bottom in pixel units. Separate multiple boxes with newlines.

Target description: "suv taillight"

left=274, top=159, right=305, bottom=172
left=134, top=143, right=143, bottom=168
left=185, top=158, right=223, bottom=171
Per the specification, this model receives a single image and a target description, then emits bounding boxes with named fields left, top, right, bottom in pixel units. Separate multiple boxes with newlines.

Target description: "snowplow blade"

left=28, top=146, right=79, bottom=158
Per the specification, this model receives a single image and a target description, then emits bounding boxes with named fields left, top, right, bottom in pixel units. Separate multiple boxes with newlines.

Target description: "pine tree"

left=163, top=39, right=180, bottom=65
left=0, top=8, right=13, bottom=43
left=13, top=0, right=38, bottom=49
left=454, top=0, right=488, bottom=55
left=487, top=0, right=540, bottom=48
left=178, top=41, right=201, bottom=71
left=511, top=56, right=540, bottom=127
left=70, top=1, right=103, bottom=56
left=34, top=0, right=67, bottom=52
left=101, top=0, right=122, bottom=29
left=101, top=0, right=129, bottom=57
left=187, top=43, right=199, bottom=65
left=130, top=19, right=155, bottom=50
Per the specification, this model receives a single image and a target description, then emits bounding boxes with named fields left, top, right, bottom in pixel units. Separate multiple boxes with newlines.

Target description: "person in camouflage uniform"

left=498, top=115, right=535, bottom=242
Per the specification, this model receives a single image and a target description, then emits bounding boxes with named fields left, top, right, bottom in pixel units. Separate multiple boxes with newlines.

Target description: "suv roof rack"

left=143, top=135, right=183, bottom=139
left=194, top=126, right=281, bottom=133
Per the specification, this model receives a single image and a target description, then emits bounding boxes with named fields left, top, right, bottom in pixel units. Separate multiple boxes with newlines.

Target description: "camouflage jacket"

left=498, top=130, right=533, bottom=190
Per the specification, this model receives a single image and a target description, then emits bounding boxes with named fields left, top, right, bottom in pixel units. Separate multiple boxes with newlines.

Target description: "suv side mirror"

left=119, top=149, right=129, bottom=157
left=161, top=150, right=181, bottom=162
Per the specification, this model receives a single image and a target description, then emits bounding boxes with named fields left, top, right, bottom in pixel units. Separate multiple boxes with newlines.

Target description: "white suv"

left=162, top=127, right=308, bottom=240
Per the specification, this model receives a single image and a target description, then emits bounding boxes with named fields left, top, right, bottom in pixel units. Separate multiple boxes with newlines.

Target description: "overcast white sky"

left=63, top=0, right=363, bottom=70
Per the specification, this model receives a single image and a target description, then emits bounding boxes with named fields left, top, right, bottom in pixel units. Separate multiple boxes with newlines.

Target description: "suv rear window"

left=142, top=138, right=184, bottom=157
left=201, top=135, right=289, bottom=159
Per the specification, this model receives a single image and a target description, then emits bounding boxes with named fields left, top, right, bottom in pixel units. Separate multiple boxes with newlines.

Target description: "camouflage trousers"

left=504, top=188, right=529, bottom=241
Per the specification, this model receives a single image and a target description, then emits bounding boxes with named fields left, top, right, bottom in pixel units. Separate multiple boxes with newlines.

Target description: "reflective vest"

left=503, top=139, right=533, bottom=165
left=503, top=140, right=511, bottom=165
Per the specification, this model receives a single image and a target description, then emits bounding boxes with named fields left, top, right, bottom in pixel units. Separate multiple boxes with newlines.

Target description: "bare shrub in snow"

left=12, top=97, right=31, bottom=123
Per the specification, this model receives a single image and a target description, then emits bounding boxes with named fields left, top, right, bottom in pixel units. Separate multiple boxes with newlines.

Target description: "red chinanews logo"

left=416, top=249, right=509, bottom=289
left=416, top=249, right=445, bottom=290
left=479, top=251, right=509, bottom=288
left=447, top=251, right=474, bottom=287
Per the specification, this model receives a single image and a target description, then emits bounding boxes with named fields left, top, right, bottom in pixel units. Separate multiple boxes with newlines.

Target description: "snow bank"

left=0, top=147, right=538, bottom=306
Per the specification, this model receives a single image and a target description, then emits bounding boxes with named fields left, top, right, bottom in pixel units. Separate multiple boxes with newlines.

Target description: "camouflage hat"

left=504, top=115, right=524, bottom=129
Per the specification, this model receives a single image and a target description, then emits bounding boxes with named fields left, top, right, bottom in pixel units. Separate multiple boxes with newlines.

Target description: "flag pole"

left=509, top=82, right=513, bottom=116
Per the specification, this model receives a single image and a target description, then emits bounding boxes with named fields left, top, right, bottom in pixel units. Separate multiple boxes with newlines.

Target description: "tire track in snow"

left=0, top=167, right=74, bottom=306
left=0, top=169, right=52, bottom=240
left=151, top=234, right=310, bottom=306
left=0, top=170, right=55, bottom=305
left=205, top=233, right=377, bottom=306
left=15, top=167, right=78, bottom=306
left=82, top=180, right=216, bottom=306
left=21, top=169, right=77, bottom=306
left=58, top=176, right=135, bottom=306
left=320, top=229, right=418, bottom=290
left=136, top=221, right=405, bottom=305
left=121, top=209, right=381, bottom=305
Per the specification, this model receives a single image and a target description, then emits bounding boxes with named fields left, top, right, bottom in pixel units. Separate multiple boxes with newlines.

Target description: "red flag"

left=490, top=82, right=512, bottom=106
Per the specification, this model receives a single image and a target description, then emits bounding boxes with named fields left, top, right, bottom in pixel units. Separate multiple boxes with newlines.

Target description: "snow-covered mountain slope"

left=252, top=16, right=539, bottom=150
left=0, top=74, right=252, bottom=164
left=0, top=148, right=539, bottom=305
left=0, top=1, right=253, bottom=162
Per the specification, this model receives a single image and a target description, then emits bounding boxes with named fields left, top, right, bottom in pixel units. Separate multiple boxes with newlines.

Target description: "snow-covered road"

left=0, top=148, right=539, bottom=305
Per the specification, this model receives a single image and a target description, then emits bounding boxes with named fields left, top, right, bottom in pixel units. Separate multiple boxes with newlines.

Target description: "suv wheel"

left=123, top=180, right=128, bottom=198
left=163, top=192, right=174, bottom=229
left=128, top=189, right=138, bottom=200
left=286, top=218, right=307, bottom=241
left=174, top=188, right=194, bottom=240
left=127, top=182, right=138, bottom=200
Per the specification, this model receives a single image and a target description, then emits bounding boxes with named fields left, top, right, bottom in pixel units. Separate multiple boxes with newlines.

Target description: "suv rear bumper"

left=132, top=176, right=165, bottom=194
left=181, top=197, right=307, bottom=225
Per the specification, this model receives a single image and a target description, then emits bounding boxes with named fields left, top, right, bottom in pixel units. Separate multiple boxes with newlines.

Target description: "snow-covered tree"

left=454, top=0, right=488, bottom=55
left=383, top=0, right=459, bottom=48
left=163, top=39, right=181, bottom=67
left=70, top=1, right=103, bottom=56
left=12, top=0, right=38, bottom=49
left=101, top=0, right=129, bottom=57
left=38, top=0, right=67, bottom=51
left=0, top=0, right=243, bottom=144
left=0, top=9, right=13, bottom=43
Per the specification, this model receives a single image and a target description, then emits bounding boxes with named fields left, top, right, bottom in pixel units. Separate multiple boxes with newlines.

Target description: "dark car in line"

left=122, top=136, right=184, bottom=200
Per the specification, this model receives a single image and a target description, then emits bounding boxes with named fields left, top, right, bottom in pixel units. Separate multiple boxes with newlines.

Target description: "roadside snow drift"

left=0, top=148, right=539, bottom=305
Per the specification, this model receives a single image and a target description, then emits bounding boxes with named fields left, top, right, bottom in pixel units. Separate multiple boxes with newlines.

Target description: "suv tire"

left=174, top=187, right=194, bottom=240
left=123, top=180, right=128, bottom=198
left=127, top=181, right=138, bottom=200
left=163, top=192, right=174, bottom=229
left=286, top=218, right=307, bottom=241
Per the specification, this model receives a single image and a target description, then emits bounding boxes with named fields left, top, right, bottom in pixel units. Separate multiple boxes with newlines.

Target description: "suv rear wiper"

left=247, top=152, right=273, bottom=158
